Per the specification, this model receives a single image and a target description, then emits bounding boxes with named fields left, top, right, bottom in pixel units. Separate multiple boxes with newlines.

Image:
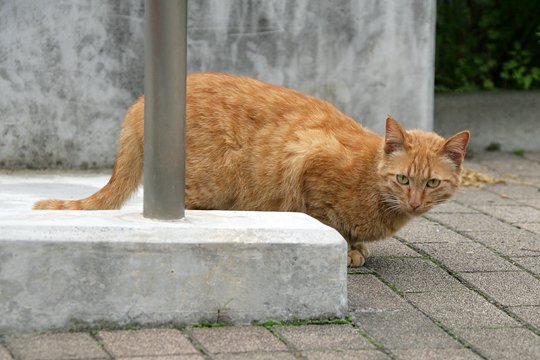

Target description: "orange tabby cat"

left=33, top=73, right=469, bottom=266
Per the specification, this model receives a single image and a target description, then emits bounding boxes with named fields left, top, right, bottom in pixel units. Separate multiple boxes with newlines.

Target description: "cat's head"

left=378, top=117, right=469, bottom=216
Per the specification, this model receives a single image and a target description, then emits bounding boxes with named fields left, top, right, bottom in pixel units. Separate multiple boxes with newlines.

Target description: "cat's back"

left=182, top=73, right=381, bottom=211
left=185, top=72, right=373, bottom=145
left=188, top=73, right=351, bottom=124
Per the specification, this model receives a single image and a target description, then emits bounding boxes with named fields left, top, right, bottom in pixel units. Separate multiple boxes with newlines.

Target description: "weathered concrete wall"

left=0, top=0, right=145, bottom=169
left=0, top=0, right=436, bottom=169
left=435, top=91, right=540, bottom=152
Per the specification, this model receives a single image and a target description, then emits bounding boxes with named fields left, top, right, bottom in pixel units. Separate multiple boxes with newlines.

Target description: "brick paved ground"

left=1, top=151, right=539, bottom=359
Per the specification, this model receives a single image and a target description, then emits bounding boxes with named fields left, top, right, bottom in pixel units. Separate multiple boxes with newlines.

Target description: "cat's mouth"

left=401, top=203, right=428, bottom=215
left=406, top=206, right=430, bottom=215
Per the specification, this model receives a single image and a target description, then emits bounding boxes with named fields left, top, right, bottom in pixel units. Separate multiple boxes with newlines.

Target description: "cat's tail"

left=33, top=98, right=145, bottom=210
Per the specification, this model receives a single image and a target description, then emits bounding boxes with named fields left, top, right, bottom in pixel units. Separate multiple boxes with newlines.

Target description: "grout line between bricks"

left=516, top=199, right=540, bottom=211
left=182, top=328, right=214, bottom=360
left=263, top=321, right=390, bottom=359
left=423, top=210, right=540, bottom=281
left=0, top=336, right=17, bottom=360
left=347, top=322, right=399, bottom=360
left=461, top=201, right=540, bottom=232
left=452, top=269, right=520, bottom=273
left=90, top=332, right=115, bottom=360
left=263, top=326, right=307, bottom=360
left=395, top=235, right=540, bottom=338
left=473, top=182, right=540, bottom=212
left=365, top=270, right=490, bottom=360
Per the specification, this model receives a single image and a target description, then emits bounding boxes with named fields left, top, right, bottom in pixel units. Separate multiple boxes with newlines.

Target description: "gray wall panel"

left=0, top=0, right=435, bottom=168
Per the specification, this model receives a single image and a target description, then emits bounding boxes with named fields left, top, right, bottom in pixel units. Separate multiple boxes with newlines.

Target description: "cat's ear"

left=384, top=116, right=406, bottom=154
left=443, top=131, right=470, bottom=166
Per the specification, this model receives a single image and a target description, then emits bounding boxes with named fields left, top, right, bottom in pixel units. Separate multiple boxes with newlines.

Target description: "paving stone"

left=472, top=205, right=540, bottom=224
left=393, top=348, right=482, bottom=360
left=511, top=256, right=540, bottom=275
left=463, top=159, right=495, bottom=171
left=456, top=327, right=540, bottom=360
left=303, top=349, right=389, bottom=360
left=118, top=356, right=204, bottom=360
left=473, top=153, right=540, bottom=177
left=491, top=164, right=540, bottom=181
left=396, top=217, right=468, bottom=243
left=353, top=310, right=461, bottom=350
left=347, top=274, right=412, bottom=312
left=460, top=272, right=540, bottom=306
left=516, top=222, right=540, bottom=234
left=523, top=151, right=540, bottom=163
left=212, top=352, right=296, bottom=360
left=452, top=187, right=518, bottom=206
left=98, top=329, right=198, bottom=357
left=365, top=257, right=464, bottom=293
left=427, top=201, right=477, bottom=213
left=518, top=198, right=540, bottom=210
left=0, top=347, right=12, bottom=360
left=406, top=289, right=518, bottom=328
left=487, top=184, right=540, bottom=201
left=414, top=242, right=519, bottom=272
left=508, top=306, right=540, bottom=329
left=274, top=324, right=373, bottom=350
left=519, top=177, right=540, bottom=187
left=368, top=238, right=420, bottom=257
left=190, top=326, right=286, bottom=354
left=468, top=158, right=523, bottom=175
left=427, top=213, right=516, bottom=232
left=462, top=230, right=540, bottom=257
left=5, top=333, right=108, bottom=360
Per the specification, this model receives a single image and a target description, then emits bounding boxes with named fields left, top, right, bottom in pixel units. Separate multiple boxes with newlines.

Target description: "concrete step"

left=0, top=173, right=347, bottom=334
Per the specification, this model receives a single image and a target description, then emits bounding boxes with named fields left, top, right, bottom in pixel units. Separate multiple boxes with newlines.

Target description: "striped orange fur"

left=33, top=73, right=469, bottom=266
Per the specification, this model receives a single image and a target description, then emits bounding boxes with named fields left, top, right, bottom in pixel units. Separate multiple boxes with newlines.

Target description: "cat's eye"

left=426, top=178, right=441, bottom=188
left=396, top=174, right=409, bottom=185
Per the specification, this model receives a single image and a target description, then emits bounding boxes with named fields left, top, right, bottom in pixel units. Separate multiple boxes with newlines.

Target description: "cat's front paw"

left=347, top=244, right=370, bottom=267
left=348, top=249, right=365, bottom=267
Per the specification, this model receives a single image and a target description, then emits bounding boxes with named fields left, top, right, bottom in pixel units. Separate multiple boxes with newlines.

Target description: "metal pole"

left=143, top=0, right=187, bottom=219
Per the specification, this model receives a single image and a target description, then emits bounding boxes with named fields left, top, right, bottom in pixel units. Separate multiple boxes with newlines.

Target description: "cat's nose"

left=409, top=201, right=421, bottom=210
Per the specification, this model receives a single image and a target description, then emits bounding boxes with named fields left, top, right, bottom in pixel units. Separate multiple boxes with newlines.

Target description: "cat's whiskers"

left=382, top=205, right=402, bottom=216
left=430, top=198, right=450, bottom=206
left=379, top=193, right=402, bottom=216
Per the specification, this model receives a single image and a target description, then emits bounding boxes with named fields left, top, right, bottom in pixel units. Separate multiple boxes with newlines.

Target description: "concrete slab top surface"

left=1, top=152, right=540, bottom=360
left=0, top=172, right=339, bottom=243
left=0, top=208, right=338, bottom=244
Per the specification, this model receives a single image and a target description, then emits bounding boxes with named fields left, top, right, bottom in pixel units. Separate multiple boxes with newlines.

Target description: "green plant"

left=256, top=317, right=352, bottom=328
left=512, top=147, right=525, bottom=156
left=501, top=42, right=540, bottom=89
left=485, top=142, right=501, bottom=151
left=436, top=0, right=540, bottom=92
